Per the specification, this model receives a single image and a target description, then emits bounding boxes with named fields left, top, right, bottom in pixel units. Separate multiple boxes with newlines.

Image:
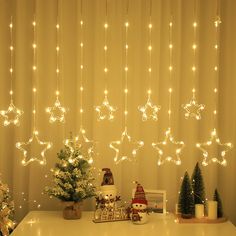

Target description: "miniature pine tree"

left=191, top=162, right=205, bottom=206
left=45, top=142, right=96, bottom=202
left=213, top=189, right=223, bottom=218
left=178, top=171, right=194, bottom=218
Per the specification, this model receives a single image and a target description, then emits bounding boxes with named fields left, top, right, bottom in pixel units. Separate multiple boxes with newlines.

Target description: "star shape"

left=196, top=128, right=233, bottom=166
left=16, top=130, right=52, bottom=166
left=109, top=127, right=144, bottom=164
left=0, top=101, right=23, bottom=126
left=46, top=97, right=67, bottom=123
left=152, top=128, right=185, bottom=166
left=138, top=95, right=161, bottom=121
left=182, top=96, right=205, bottom=120
left=64, top=127, right=95, bottom=164
left=95, top=95, right=117, bottom=121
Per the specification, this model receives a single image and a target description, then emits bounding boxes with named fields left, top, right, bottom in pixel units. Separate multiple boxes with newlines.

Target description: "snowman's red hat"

left=132, top=183, right=147, bottom=205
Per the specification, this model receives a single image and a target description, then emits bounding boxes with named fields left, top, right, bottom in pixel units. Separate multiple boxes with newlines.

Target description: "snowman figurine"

left=131, top=182, right=148, bottom=224
left=100, top=168, right=119, bottom=208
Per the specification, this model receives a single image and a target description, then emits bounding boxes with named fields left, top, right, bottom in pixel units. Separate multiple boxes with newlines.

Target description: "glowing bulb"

left=104, top=23, right=108, bottom=28
left=56, top=46, right=59, bottom=51
left=9, top=23, right=13, bottom=28
left=80, top=109, right=83, bottom=113
left=169, top=22, right=173, bottom=27
left=214, top=88, right=218, bottom=93
left=125, top=44, right=128, bottom=49
left=10, top=46, right=14, bottom=50
left=124, top=89, right=128, bottom=93
left=125, top=67, right=128, bottom=71
left=80, top=65, right=83, bottom=69
left=148, top=45, right=152, bottom=51
left=32, top=22, right=36, bottom=26
left=169, top=44, right=173, bottom=49
left=56, top=90, right=60, bottom=96
left=192, top=88, right=196, bottom=93
left=214, top=66, right=218, bottom=71
left=169, top=88, right=172, bottom=93
left=193, top=22, right=197, bottom=27
left=168, top=110, right=171, bottom=115
left=80, top=87, right=84, bottom=91
left=148, top=89, right=152, bottom=94
left=10, top=90, right=13, bottom=95
left=169, top=66, right=173, bottom=71
left=56, top=68, right=59, bottom=73
left=104, top=45, right=107, bottom=50
left=80, top=21, right=83, bottom=25
left=33, top=88, right=37, bottom=92
left=10, top=68, right=13, bottom=73
left=215, top=44, right=218, bottom=49
left=149, top=23, right=152, bottom=29
left=104, top=90, right=108, bottom=95
left=104, top=68, right=108, bottom=72
left=32, top=43, right=37, bottom=48
left=192, top=66, right=196, bottom=71
left=33, top=66, right=37, bottom=70
left=125, top=22, right=129, bottom=27
left=124, top=110, right=128, bottom=115
left=56, top=24, right=59, bottom=29
left=192, top=44, right=197, bottom=49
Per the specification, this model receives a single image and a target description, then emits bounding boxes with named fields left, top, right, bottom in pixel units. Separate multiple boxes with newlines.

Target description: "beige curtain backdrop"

left=0, top=0, right=236, bottom=225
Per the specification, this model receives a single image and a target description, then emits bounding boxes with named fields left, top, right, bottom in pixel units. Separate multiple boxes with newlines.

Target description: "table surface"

left=11, top=211, right=236, bottom=236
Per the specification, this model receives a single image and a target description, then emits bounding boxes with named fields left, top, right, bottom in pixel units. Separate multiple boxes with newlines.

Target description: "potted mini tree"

left=45, top=140, right=96, bottom=220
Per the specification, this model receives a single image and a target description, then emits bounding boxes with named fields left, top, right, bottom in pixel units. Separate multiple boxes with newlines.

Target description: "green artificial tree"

left=191, top=162, right=205, bottom=209
left=213, top=189, right=223, bottom=218
left=178, top=171, right=194, bottom=218
left=45, top=143, right=96, bottom=202
left=0, top=179, right=15, bottom=236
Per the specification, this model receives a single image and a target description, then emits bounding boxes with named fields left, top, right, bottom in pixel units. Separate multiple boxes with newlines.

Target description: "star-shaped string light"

left=95, top=12, right=116, bottom=121
left=46, top=95, right=66, bottom=123
left=182, top=90, right=205, bottom=120
left=16, top=130, right=52, bottom=166
left=0, top=20, right=24, bottom=126
left=109, top=127, right=144, bottom=164
left=152, top=128, right=185, bottom=166
left=138, top=91, right=161, bottom=121
left=46, top=20, right=67, bottom=123
left=64, top=127, right=95, bottom=164
left=0, top=101, right=23, bottom=126
left=182, top=17, right=205, bottom=120
left=196, top=129, right=233, bottom=167
left=95, top=93, right=116, bottom=121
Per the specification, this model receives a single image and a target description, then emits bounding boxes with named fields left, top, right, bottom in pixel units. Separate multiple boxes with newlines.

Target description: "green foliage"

left=45, top=145, right=96, bottom=202
left=213, top=189, right=223, bottom=218
left=191, top=162, right=205, bottom=206
left=178, top=171, right=194, bottom=218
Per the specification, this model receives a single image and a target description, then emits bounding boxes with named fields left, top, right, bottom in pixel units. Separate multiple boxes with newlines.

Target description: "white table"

left=11, top=211, right=236, bottom=236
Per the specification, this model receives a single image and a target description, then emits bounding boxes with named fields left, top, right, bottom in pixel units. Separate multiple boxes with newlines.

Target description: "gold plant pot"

left=62, top=201, right=82, bottom=220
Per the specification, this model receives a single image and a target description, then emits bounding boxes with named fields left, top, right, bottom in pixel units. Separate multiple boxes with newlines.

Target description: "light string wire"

left=9, top=16, right=14, bottom=102
left=80, top=0, right=84, bottom=127
left=0, top=15, right=23, bottom=126
left=192, top=0, right=197, bottom=98
left=104, top=0, right=108, bottom=93
left=138, top=0, right=160, bottom=121
left=15, top=3, right=52, bottom=166
left=45, top=0, right=67, bottom=123
left=196, top=0, right=233, bottom=166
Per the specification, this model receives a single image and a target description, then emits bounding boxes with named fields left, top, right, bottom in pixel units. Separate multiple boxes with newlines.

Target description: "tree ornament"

left=191, top=162, right=206, bottom=209
left=152, top=128, right=185, bottom=166
left=213, top=189, right=223, bottom=218
left=178, top=171, right=194, bottom=218
left=109, top=127, right=144, bottom=164
left=196, top=129, right=233, bottom=166
left=16, top=130, right=52, bottom=166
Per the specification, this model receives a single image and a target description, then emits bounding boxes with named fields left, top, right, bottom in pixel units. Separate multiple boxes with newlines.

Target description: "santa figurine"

left=131, top=182, right=148, bottom=224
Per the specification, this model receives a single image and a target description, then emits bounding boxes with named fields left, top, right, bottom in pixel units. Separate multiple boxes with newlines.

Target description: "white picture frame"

left=132, top=189, right=167, bottom=214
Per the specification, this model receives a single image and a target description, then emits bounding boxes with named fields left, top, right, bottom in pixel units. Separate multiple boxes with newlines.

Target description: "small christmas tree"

left=45, top=142, right=96, bottom=202
left=0, top=179, right=15, bottom=236
left=213, top=189, right=223, bottom=218
left=191, top=162, right=205, bottom=207
left=178, top=171, right=194, bottom=218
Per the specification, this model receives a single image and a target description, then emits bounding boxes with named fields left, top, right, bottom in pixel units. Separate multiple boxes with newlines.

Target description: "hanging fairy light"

left=16, top=16, right=52, bottom=166
left=46, top=0, right=67, bottom=123
left=196, top=2, right=233, bottom=166
left=152, top=20, right=185, bottom=166
left=95, top=0, right=117, bottom=121
left=138, top=0, right=161, bottom=121
left=0, top=17, right=24, bottom=126
left=64, top=0, right=94, bottom=164
left=182, top=0, right=205, bottom=120
left=110, top=0, right=144, bottom=164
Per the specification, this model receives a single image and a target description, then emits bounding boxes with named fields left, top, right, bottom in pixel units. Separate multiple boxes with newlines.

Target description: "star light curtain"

left=110, top=0, right=144, bottom=164
left=182, top=0, right=205, bottom=120
left=0, top=17, right=24, bottom=126
left=46, top=0, right=67, bottom=123
left=95, top=0, right=117, bottom=121
left=152, top=18, right=185, bottom=166
left=64, top=0, right=95, bottom=165
left=196, top=1, right=233, bottom=166
left=16, top=14, right=52, bottom=166
left=138, top=0, right=161, bottom=121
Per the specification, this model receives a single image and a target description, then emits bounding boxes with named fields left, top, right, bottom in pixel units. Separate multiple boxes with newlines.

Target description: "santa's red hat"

left=132, top=183, right=147, bottom=205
